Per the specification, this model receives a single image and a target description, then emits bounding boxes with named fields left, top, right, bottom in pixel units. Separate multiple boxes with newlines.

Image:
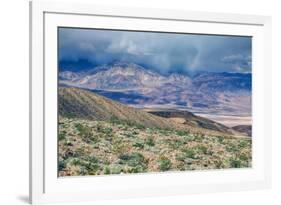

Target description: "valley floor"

left=58, top=117, right=252, bottom=177
left=193, top=113, right=251, bottom=127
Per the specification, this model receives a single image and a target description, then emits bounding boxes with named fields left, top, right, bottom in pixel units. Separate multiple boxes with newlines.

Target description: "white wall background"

left=0, top=0, right=279, bottom=204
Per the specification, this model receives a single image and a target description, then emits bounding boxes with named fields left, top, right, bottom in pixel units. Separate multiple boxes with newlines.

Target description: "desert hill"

left=148, top=110, right=232, bottom=134
left=232, top=125, right=252, bottom=137
left=59, top=87, right=240, bottom=136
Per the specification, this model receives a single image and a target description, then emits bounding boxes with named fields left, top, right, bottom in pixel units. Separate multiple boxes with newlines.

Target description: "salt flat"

left=194, top=113, right=251, bottom=127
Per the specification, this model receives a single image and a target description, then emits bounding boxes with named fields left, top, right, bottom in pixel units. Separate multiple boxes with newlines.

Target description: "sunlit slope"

left=59, top=87, right=241, bottom=136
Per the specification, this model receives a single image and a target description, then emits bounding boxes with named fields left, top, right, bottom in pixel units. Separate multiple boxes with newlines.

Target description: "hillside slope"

left=58, top=87, right=237, bottom=136
left=148, top=110, right=232, bottom=134
left=232, top=125, right=252, bottom=137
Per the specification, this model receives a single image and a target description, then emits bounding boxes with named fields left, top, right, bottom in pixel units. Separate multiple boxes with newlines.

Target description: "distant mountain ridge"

left=59, top=61, right=251, bottom=115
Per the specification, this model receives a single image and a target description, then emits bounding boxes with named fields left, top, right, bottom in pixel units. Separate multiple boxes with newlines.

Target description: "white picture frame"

left=29, top=1, right=272, bottom=204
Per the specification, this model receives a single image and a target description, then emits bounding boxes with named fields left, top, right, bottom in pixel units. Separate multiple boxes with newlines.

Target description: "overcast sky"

left=58, top=27, right=252, bottom=74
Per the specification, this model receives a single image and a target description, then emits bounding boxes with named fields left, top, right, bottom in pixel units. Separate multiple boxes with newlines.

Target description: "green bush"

left=109, top=116, right=145, bottom=130
left=238, top=153, right=249, bottom=161
left=182, top=148, right=196, bottom=159
left=70, top=156, right=100, bottom=175
left=104, top=166, right=111, bottom=175
left=229, top=158, right=242, bottom=168
left=119, top=153, right=147, bottom=169
left=194, top=133, right=204, bottom=142
left=158, top=129, right=170, bottom=136
left=128, top=165, right=144, bottom=173
left=226, top=143, right=239, bottom=153
left=158, top=156, right=172, bottom=171
left=103, top=127, right=113, bottom=135
left=167, top=139, right=184, bottom=149
left=214, top=159, right=224, bottom=169
left=58, top=160, right=66, bottom=171
left=123, top=132, right=135, bottom=138
left=133, top=141, right=145, bottom=149
left=135, top=124, right=145, bottom=130
left=175, top=153, right=186, bottom=162
left=146, top=136, right=155, bottom=146
left=111, top=138, right=129, bottom=154
left=75, top=123, right=93, bottom=140
left=111, top=164, right=122, bottom=174
left=216, top=136, right=225, bottom=144
left=176, top=130, right=189, bottom=136
left=238, top=140, right=248, bottom=148
left=58, top=131, right=66, bottom=141
left=196, top=145, right=208, bottom=155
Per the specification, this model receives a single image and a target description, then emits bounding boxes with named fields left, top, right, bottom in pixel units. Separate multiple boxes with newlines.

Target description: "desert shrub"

left=193, top=133, right=204, bottom=142
left=180, top=134, right=195, bottom=142
left=182, top=148, right=196, bottom=159
left=109, top=116, right=122, bottom=125
left=109, top=116, right=145, bottom=130
left=70, top=156, right=100, bottom=175
left=65, top=140, right=73, bottom=146
left=58, top=160, right=66, bottom=171
left=196, top=145, right=208, bottom=155
left=158, top=156, right=172, bottom=171
left=176, top=162, right=186, bottom=171
left=229, top=158, right=242, bottom=168
left=135, top=124, right=146, bottom=130
left=226, top=143, right=239, bottom=153
left=175, top=153, right=186, bottom=162
left=111, top=138, right=129, bottom=154
left=238, top=153, right=248, bottom=160
left=76, top=147, right=86, bottom=156
left=75, top=123, right=92, bottom=140
left=214, top=159, right=224, bottom=169
left=96, top=122, right=103, bottom=132
left=58, top=131, right=66, bottom=141
left=83, top=156, right=99, bottom=164
left=157, top=128, right=171, bottom=136
left=111, top=164, right=122, bottom=174
left=133, top=141, right=145, bottom=149
left=104, top=166, right=111, bottom=175
left=79, top=167, right=88, bottom=176
left=103, top=127, right=114, bottom=141
left=119, top=153, right=147, bottom=169
left=168, top=139, right=184, bottom=149
left=128, top=165, right=145, bottom=173
left=146, top=136, right=155, bottom=146
left=123, top=132, right=135, bottom=138
left=216, top=136, right=225, bottom=144
left=70, top=158, right=81, bottom=166
left=122, top=125, right=129, bottom=131
left=102, top=127, right=113, bottom=135
left=176, top=130, right=189, bottom=136
left=238, top=140, right=249, bottom=148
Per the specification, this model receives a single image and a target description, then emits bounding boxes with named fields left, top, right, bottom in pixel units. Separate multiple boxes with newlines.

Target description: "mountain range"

left=59, top=61, right=251, bottom=115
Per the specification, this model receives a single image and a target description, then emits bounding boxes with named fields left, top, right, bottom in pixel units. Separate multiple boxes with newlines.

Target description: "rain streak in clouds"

left=59, top=27, right=252, bottom=74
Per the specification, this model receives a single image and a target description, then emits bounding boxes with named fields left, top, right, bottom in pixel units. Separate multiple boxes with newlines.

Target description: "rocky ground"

left=58, top=117, right=252, bottom=177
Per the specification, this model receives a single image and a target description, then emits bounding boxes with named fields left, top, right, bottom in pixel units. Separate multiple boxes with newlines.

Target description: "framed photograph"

left=30, top=1, right=271, bottom=204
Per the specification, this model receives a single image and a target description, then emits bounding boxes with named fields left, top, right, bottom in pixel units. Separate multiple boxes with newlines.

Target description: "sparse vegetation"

left=176, top=130, right=189, bottom=136
left=158, top=156, right=172, bottom=171
left=58, top=117, right=252, bottom=177
left=146, top=136, right=155, bottom=146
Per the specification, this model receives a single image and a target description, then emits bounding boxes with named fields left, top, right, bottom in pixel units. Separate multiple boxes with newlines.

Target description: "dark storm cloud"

left=58, top=28, right=252, bottom=74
